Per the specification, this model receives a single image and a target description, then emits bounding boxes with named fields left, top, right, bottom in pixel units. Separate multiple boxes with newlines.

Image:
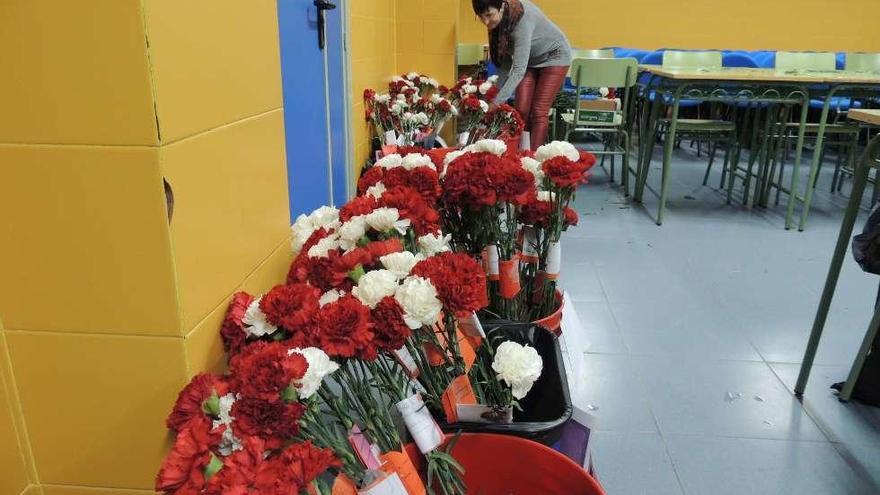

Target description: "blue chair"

left=835, top=53, right=846, bottom=70
left=723, top=52, right=758, bottom=68
left=751, top=51, right=775, bottom=68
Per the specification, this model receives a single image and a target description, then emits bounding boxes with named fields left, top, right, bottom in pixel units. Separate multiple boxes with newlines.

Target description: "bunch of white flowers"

left=290, top=206, right=340, bottom=253
left=535, top=140, right=580, bottom=162
left=492, top=341, right=543, bottom=400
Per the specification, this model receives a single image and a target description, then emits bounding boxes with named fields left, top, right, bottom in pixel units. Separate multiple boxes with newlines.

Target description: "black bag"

left=851, top=202, right=880, bottom=275
left=435, top=321, right=573, bottom=446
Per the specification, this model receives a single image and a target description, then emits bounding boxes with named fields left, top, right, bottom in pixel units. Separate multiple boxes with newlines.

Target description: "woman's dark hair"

left=472, top=0, right=504, bottom=15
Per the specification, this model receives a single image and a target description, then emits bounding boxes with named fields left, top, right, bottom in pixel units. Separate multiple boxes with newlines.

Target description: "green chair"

left=457, top=43, right=485, bottom=66
left=563, top=57, right=638, bottom=195
left=766, top=51, right=861, bottom=206
left=845, top=52, right=880, bottom=72
left=636, top=51, right=740, bottom=225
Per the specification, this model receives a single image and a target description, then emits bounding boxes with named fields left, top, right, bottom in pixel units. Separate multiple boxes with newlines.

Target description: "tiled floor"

left=561, top=143, right=880, bottom=494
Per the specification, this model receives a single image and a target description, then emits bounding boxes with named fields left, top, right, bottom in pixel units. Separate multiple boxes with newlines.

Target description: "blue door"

left=277, top=0, right=349, bottom=218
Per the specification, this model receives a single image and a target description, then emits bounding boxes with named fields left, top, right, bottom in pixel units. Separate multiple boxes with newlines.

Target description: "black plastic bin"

left=436, top=320, right=573, bottom=446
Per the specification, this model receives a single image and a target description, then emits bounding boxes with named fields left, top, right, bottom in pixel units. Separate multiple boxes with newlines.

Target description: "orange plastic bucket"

left=533, top=290, right=564, bottom=335
left=406, top=433, right=605, bottom=495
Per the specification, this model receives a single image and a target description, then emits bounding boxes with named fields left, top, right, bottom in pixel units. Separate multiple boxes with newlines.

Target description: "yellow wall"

left=459, top=0, right=880, bottom=52
left=350, top=0, right=459, bottom=171
left=0, top=0, right=292, bottom=492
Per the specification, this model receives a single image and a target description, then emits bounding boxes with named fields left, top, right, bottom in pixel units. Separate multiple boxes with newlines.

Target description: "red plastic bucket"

left=406, top=433, right=605, bottom=495
left=533, top=290, right=564, bottom=335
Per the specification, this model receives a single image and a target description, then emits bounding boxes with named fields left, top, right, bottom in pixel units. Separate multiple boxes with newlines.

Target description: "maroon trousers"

left=514, top=65, right=570, bottom=150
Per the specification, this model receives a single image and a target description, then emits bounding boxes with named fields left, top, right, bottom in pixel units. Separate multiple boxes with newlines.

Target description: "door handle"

left=314, top=0, right=336, bottom=50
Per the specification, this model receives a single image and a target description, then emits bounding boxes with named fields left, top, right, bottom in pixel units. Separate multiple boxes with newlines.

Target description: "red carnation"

left=403, top=167, right=442, bottom=203
left=357, top=167, right=385, bottom=195
left=363, top=238, right=405, bottom=261
left=315, top=295, right=375, bottom=359
left=411, top=252, right=488, bottom=316
left=253, top=441, right=340, bottom=495
left=564, top=207, right=579, bottom=227
left=204, top=436, right=266, bottom=495
left=232, top=397, right=305, bottom=447
left=220, top=292, right=254, bottom=358
left=166, top=373, right=229, bottom=432
left=484, top=85, right=500, bottom=101
left=520, top=196, right=553, bottom=228
left=441, top=153, right=498, bottom=207
left=486, top=156, right=536, bottom=205
left=579, top=151, right=597, bottom=171
left=542, top=156, right=591, bottom=188
left=287, top=228, right=333, bottom=285
left=379, top=186, right=441, bottom=235
left=230, top=342, right=307, bottom=401
left=370, top=296, right=412, bottom=351
left=259, top=284, right=320, bottom=331
left=155, top=415, right=220, bottom=494
left=340, top=195, right=379, bottom=221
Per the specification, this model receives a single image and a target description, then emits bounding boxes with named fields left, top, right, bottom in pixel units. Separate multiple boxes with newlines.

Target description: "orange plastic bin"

left=406, top=433, right=605, bottom=495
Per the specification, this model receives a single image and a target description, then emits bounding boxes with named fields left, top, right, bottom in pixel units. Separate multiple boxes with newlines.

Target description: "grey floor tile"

left=570, top=300, right=628, bottom=354
left=665, top=434, right=876, bottom=495
left=632, top=356, right=825, bottom=440
left=591, top=431, right=684, bottom=495
left=571, top=354, right=659, bottom=433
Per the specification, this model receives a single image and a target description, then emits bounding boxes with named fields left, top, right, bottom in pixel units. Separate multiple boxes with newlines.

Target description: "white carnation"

left=319, top=289, right=346, bottom=307
left=464, top=139, right=507, bottom=156
left=402, top=153, right=435, bottom=170
left=337, top=216, right=368, bottom=251
left=290, top=214, right=315, bottom=254
left=242, top=297, right=277, bottom=337
left=463, top=84, right=478, bottom=94
left=479, top=81, right=493, bottom=95
left=391, top=102, right=406, bottom=115
left=376, top=154, right=403, bottom=169
left=353, top=269, right=399, bottom=308
left=521, top=157, right=545, bottom=186
left=308, top=234, right=341, bottom=258
left=375, top=94, right=391, bottom=104
left=479, top=100, right=489, bottom=112
left=381, top=251, right=422, bottom=279
left=488, top=75, right=499, bottom=83
left=427, top=78, right=439, bottom=88
left=492, top=341, right=543, bottom=400
left=310, top=206, right=340, bottom=228
left=366, top=182, right=387, bottom=198
left=537, top=191, right=557, bottom=202
left=289, top=347, right=340, bottom=399
left=430, top=93, right=443, bottom=104
left=406, top=72, right=420, bottom=80
left=395, top=276, right=443, bottom=329
left=213, top=393, right=242, bottom=456
left=535, top=141, right=580, bottom=162
left=417, top=232, right=452, bottom=257
left=443, top=150, right=467, bottom=166
left=365, top=207, right=410, bottom=235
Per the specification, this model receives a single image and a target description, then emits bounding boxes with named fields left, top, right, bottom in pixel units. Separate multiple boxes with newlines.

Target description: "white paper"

left=457, top=131, right=470, bottom=147
left=358, top=472, right=409, bottom=495
left=455, top=404, right=513, bottom=424
left=486, top=244, right=500, bottom=276
left=384, top=130, right=398, bottom=146
left=546, top=241, right=562, bottom=277
left=391, top=347, right=419, bottom=378
left=559, top=291, right=589, bottom=403
left=521, top=226, right=539, bottom=262
left=519, top=131, right=531, bottom=151
left=457, top=311, right=485, bottom=338
left=396, top=394, right=444, bottom=454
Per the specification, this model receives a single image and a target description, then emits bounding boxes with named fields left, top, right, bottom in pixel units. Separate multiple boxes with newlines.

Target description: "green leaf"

left=203, top=453, right=224, bottom=480
left=201, top=391, right=221, bottom=417
left=348, top=264, right=366, bottom=284
left=281, top=383, right=299, bottom=403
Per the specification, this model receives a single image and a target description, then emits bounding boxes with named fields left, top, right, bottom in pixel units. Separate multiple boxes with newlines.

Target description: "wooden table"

left=635, top=65, right=880, bottom=229
left=849, top=109, right=880, bottom=126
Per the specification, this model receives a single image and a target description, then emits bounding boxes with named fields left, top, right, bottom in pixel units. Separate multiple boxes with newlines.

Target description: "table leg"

left=657, top=91, right=683, bottom=226
left=798, top=88, right=839, bottom=231
left=636, top=91, right=663, bottom=203
left=784, top=95, right=811, bottom=230
left=794, top=143, right=870, bottom=396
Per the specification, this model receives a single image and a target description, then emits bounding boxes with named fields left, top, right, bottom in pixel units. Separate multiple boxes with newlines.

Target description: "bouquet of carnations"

left=447, top=76, right=499, bottom=146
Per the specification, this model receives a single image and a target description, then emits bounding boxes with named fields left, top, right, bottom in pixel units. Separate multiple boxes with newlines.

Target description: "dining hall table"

left=635, top=65, right=880, bottom=230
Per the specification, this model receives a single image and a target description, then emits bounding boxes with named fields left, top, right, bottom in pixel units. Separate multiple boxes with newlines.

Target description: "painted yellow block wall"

left=0, top=0, right=292, bottom=492
left=349, top=0, right=459, bottom=172
left=459, top=0, right=880, bottom=52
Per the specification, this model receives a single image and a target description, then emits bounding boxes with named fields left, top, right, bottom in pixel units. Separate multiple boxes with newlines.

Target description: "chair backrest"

left=846, top=52, right=880, bottom=72
left=457, top=43, right=485, bottom=65
left=662, top=50, right=722, bottom=69
left=570, top=57, right=639, bottom=89
left=640, top=50, right=664, bottom=66
left=752, top=51, right=776, bottom=69
left=775, top=51, right=836, bottom=71
left=722, top=52, right=759, bottom=68
left=567, top=49, right=615, bottom=77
